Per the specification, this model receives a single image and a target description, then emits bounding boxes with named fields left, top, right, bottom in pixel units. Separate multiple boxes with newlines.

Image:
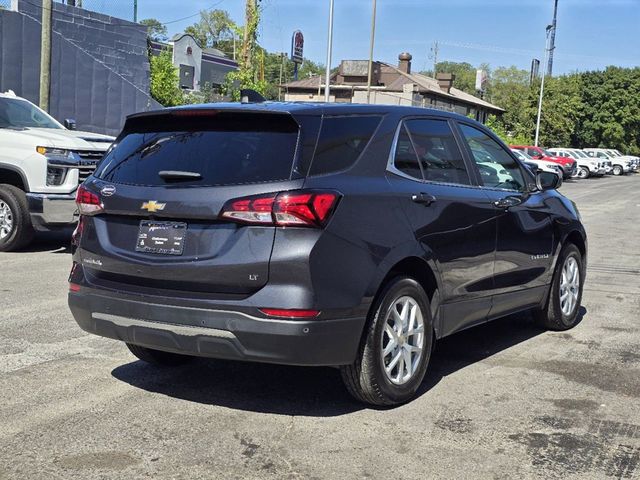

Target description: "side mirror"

left=536, top=171, right=561, bottom=191
left=64, top=118, right=77, bottom=130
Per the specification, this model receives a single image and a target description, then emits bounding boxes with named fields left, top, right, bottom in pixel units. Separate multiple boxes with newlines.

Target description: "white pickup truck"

left=0, top=91, right=113, bottom=251
left=547, top=148, right=606, bottom=179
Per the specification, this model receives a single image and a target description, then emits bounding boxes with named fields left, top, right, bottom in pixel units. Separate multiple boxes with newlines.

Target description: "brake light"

left=75, top=185, right=103, bottom=215
left=259, top=308, right=320, bottom=318
left=220, top=190, right=340, bottom=228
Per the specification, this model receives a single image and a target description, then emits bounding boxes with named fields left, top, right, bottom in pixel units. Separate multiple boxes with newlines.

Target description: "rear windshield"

left=95, top=112, right=300, bottom=187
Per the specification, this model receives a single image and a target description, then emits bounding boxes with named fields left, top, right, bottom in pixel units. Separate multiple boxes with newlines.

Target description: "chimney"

left=436, top=73, right=456, bottom=94
left=398, top=52, right=412, bottom=74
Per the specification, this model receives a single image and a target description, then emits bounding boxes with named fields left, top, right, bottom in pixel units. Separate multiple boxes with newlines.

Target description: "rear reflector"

left=69, top=283, right=81, bottom=292
left=75, top=185, right=103, bottom=215
left=259, top=308, right=320, bottom=318
left=220, top=190, right=340, bottom=228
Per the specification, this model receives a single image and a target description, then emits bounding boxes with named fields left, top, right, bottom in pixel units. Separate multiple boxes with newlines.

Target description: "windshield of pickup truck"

left=0, top=97, right=63, bottom=129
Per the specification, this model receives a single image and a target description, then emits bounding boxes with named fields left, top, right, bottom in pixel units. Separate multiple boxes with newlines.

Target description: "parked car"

left=547, top=148, right=605, bottom=179
left=0, top=90, right=114, bottom=251
left=583, top=148, right=632, bottom=175
left=68, top=102, right=587, bottom=406
left=510, top=148, right=563, bottom=179
left=510, top=145, right=576, bottom=179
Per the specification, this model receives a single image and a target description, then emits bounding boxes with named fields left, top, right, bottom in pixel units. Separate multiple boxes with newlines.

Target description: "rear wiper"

left=158, top=170, right=202, bottom=181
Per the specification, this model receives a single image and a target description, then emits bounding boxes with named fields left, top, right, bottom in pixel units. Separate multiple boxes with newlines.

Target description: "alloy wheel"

left=559, top=256, right=580, bottom=317
left=0, top=200, right=13, bottom=240
left=381, top=295, right=425, bottom=385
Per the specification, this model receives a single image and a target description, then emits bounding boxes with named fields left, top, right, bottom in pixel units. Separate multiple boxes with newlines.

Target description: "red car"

left=510, top=145, right=576, bottom=179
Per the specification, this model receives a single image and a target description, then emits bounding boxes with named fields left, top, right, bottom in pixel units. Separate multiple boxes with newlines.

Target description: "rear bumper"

left=68, top=288, right=366, bottom=366
left=26, top=192, right=77, bottom=231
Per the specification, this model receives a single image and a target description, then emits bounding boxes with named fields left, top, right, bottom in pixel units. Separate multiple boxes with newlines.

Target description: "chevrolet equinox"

left=68, top=102, right=587, bottom=406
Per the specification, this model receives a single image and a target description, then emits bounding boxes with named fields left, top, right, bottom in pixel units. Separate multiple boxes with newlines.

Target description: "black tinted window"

left=309, top=116, right=381, bottom=176
left=393, top=124, right=423, bottom=180
left=405, top=119, right=470, bottom=185
left=95, top=113, right=299, bottom=187
left=459, top=124, right=525, bottom=191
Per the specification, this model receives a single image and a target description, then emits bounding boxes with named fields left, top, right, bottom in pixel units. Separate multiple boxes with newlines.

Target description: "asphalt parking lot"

left=1, top=175, right=639, bottom=480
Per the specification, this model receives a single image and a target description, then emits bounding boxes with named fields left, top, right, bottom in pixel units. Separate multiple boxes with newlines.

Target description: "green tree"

left=185, top=9, right=237, bottom=55
left=487, top=66, right=536, bottom=144
left=140, top=18, right=168, bottom=42
left=149, top=49, right=183, bottom=107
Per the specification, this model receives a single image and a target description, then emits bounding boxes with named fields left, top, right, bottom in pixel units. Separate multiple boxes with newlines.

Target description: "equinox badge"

left=141, top=200, right=166, bottom=213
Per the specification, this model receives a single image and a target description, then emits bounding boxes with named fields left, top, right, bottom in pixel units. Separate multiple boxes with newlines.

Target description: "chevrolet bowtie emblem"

left=141, top=200, right=166, bottom=213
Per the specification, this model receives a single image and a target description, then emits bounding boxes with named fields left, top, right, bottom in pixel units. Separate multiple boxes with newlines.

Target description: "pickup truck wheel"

left=0, top=184, right=34, bottom=252
left=577, top=167, right=590, bottom=179
left=534, top=244, right=584, bottom=331
left=612, top=165, right=623, bottom=176
left=340, top=276, right=433, bottom=406
left=126, top=343, right=194, bottom=366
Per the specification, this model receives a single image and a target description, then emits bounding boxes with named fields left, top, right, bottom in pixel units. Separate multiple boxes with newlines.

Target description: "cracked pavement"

left=1, top=174, right=639, bottom=479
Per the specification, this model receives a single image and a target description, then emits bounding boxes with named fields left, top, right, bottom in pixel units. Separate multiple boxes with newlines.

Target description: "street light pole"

left=366, top=0, right=377, bottom=104
left=324, top=0, right=335, bottom=102
left=535, top=25, right=553, bottom=147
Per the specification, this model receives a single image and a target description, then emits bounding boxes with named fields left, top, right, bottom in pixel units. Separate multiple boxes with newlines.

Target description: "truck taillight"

left=220, top=190, right=340, bottom=228
left=75, top=185, right=103, bottom=215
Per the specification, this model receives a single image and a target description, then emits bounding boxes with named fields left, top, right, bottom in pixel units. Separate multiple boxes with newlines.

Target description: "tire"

left=577, top=167, right=589, bottom=179
left=612, top=165, right=623, bottom=176
left=0, top=184, right=34, bottom=252
left=534, top=244, right=584, bottom=331
left=340, top=276, right=434, bottom=406
left=126, top=343, right=193, bottom=366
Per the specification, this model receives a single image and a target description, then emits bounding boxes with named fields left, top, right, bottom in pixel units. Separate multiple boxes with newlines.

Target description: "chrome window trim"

left=385, top=117, right=477, bottom=189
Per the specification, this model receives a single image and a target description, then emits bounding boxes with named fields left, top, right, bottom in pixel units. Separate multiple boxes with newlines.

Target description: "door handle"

left=494, top=196, right=522, bottom=209
left=411, top=192, right=437, bottom=206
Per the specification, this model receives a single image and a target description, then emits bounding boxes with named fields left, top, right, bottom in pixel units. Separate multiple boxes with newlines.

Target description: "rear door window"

left=308, top=115, right=381, bottom=176
left=95, top=112, right=300, bottom=187
left=404, top=119, right=471, bottom=185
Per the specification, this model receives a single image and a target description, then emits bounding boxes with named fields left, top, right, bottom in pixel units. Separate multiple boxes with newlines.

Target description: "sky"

left=128, top=0, right=640, bottom=74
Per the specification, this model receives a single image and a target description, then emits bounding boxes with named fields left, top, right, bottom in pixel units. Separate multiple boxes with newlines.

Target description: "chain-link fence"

left=0, top=0, right=12, bottom=10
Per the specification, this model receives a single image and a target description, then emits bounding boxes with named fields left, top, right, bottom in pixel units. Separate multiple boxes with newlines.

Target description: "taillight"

left=220, top=190, right=340, bottom=228
left=75, top=185, right=103, bottom=215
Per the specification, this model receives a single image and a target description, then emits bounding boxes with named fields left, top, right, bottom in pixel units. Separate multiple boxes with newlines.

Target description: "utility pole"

left=324, top=0, right=335, bottom=102
left=535, top=25, right=553, bottom=147
left=278, top=53, right=286, bottom=101
left=134, top=0, right=138, bottom=22
left=365, top=0, right=377, bottom=104
left=39, top=0, right=52, bottom=112
left=429, top=41, right=439, bottom=75
left=547, top=0, right=558, bottom=76
left=242, top=0, right=258, bottom=71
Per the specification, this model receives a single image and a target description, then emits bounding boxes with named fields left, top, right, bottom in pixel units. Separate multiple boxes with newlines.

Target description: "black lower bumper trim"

left=69, top=289, right=366, bottom=367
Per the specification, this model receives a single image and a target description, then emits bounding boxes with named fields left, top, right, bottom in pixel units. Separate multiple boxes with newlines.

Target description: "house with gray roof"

left=282, top=53, right=503, bottom=122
